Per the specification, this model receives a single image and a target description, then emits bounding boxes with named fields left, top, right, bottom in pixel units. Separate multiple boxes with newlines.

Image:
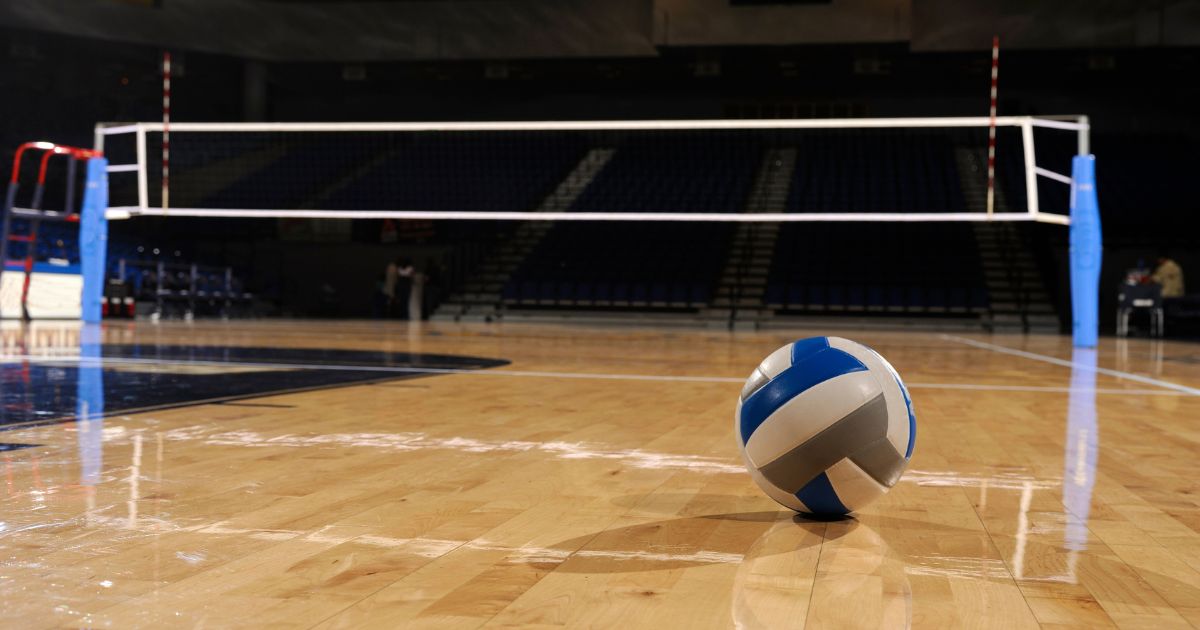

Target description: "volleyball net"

left=94, top=116, right=1089, bottom=224
left=2, top=116, right=1099, bottom=345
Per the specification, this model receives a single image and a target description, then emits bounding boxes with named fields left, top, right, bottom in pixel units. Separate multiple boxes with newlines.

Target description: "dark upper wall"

left=0, top=28, right=242, bottom=149
left=913, top=0, right=1200, bottom=50
left=1, top=0, right=1198, bottom=62
left=260, top=45, right=1200, bottom=134
left=655, top=0, right=1200, bottom=49
left=0, top=0, right=658, bottom=61
left=4, top=23, right=1196, bottom=142
left=653, top=0, right=911, bottom=46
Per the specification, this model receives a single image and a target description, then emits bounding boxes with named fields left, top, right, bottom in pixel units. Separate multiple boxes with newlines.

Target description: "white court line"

left=3, top=353, right=1191, bottom=395
left=10, top=354, right=746, bottom=383
left=940, top=334, right=1200, bottom=397
left=158, top=426, right=747, bottom=474
left=905, top=383, right=1186, bottom=396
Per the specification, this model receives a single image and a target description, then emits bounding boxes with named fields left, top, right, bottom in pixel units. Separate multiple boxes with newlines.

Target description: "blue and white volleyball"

left=736, top=337, right=916, bottom=515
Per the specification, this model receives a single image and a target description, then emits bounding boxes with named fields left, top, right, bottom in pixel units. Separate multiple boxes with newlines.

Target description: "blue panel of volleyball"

left=736, top=336, right=915, bottom=515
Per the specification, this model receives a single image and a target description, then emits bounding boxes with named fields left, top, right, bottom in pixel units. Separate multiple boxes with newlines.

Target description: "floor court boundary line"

left=905, top=383, right=1184, bottom=396
left=7, top=354, right=746, bottom=383
left=940, top=334, right=1200, bottom=397
left=3, top=353, right=1191, bottom=395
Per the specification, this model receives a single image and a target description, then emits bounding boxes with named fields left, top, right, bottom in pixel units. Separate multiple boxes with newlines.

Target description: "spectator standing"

left=396, top=258, right=415, bottom=320
left=398, top=259, right=426, bottom=321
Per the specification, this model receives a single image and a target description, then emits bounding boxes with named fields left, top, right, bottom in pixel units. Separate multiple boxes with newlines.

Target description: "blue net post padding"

left=1069, top=155, right=1101, bottom=348
left=80, top=157, right=109, bottom=324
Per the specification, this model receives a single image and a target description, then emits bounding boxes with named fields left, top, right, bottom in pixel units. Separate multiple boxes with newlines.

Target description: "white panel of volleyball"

left=93, top=116, right=1087, bottom=224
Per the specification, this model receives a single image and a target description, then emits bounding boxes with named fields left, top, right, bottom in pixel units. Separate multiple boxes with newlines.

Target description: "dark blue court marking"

left=0, top=443, right=40, bottom=452
left=0, top=344, right=509, bottom=432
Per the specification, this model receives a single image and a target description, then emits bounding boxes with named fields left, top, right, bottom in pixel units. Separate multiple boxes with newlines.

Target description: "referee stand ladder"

left=1, top=142, right=104, bottom=321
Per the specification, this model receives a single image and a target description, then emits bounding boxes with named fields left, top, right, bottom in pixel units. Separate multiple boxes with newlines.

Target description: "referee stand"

left=1, top=142, right=108, bottom=322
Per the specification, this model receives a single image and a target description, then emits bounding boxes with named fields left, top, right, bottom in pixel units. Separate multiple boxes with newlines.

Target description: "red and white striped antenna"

left=985, top=36, right=999, bottom=218
left=162, top=50, right=171, bottom=212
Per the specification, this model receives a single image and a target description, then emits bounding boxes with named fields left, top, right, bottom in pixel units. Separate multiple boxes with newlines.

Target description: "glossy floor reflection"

left=1, top=321, right=1198, bottom=629
left=0, top=330, right=509, bottom=431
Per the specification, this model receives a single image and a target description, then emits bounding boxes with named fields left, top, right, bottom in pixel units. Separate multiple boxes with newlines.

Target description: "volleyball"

left=736, top=336, right=916, bottom=515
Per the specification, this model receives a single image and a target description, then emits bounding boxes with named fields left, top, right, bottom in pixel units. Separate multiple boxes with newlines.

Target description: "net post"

left=1076, top=115, right=1090, bottom=156
left=64, top=157, right=78, bottom=215
left=162, top=51, right=171, bottom=212
left=1069, top=154, right=1101, bottom=348
left=986, top=36, right=999, bottom=219
left=135, top=124, right=149, bottom=212
left=1020, top=118, right=1039, bottom=217
left=80, top=156, right=109, bottom=324
left=93, top=123, right=106, bottom=155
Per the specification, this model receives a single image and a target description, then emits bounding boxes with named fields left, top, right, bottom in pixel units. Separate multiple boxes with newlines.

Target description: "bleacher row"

left=502, top=223, right=730, bottom=307
left=327, top=134, right=584, bottom=213
left=502, top=134, right=760, bottom=308
left=105, top=243, right=254, bottom=318
left=502, top=131, right=989, bottom=312
left=787, top=132, right=963, bottom=214
left=154, top=130, right=996, bottom=315
left=766, top=223, right=989, bottom=314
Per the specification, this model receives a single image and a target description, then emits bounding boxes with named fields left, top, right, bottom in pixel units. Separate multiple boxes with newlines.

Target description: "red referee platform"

left=0, top=141, right=109, bottom=322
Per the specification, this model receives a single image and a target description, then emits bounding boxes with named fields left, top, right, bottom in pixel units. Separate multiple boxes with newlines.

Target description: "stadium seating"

left=325, top=133, right=585, bottom=212
left=765, top=223, right=989, bottom=314
left=786, top=130, right=964, bottom=214
left=503, top=134, right=759, bottom=308
left=199, top=137, right=375, bottom=209
left=142, top=129, right=997, bottom=316
left=502, top=130, right=988, bottom=314
left=106, top=240, right=254, bottom=318
left=569, top=134, right=759, bottom=214
left=502, top=222, right=729, bottom=307
left=765, top=131, right=989, bottom=314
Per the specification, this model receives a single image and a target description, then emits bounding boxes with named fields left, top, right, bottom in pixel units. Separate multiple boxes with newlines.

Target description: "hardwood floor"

left=1, top=320, right=1198, bottom=628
